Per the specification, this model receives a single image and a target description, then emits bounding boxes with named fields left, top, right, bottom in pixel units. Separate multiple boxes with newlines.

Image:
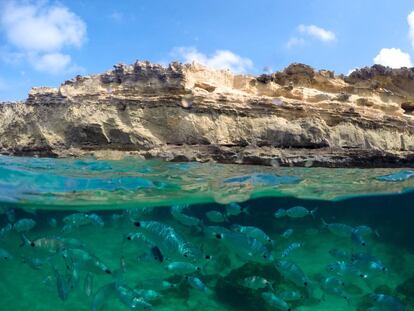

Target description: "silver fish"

left=22, top=255, right=49, bottom=269
left=274, top=260, right=310, bottom=288
left=61, top=248, right=111, bottom=275
left=317, top=275, right=350, bottom=302
left=278, top=290, right=304, bottom=301
left=63, top=213, right=91, bottom=227
left=133, top=289, right=162, bottom=301
left=92, top=283, right=116, bottom=311
left=115, top=283, right=153, bottom=310
left=274, top=209, right=287, bottom=219
left=286, top=206, right=317, bottom=218
left=89, top=213, right=104, bottom=227
left=135, top=279, right=176, bottom=291
left=0, top=223, right=12, bottom=239
left=369, top=293, right=405, bottom=311
left=240, top=276, right=272, bottom=290
left=13, top=218, right=36, bottom=232
left=322, top=219, right=354, bottom=237
left=186, top=276, right=210, bottom=293
left=47, top=218, right=57, bottom=228
left=281, top=228, right=294, bottom=239
left=225, top=203, right=247, bottom=216
left=329, top=248, right=350, bottom=261
left=0, top=247, right=12, bottom=260
left=261, top=292, right=291, bottom=311
left=281, top=242, right=303, bottom=258
left=326, top=261, right=367, bottom=280
left=171, top=205, right=201, bottom=227
left=166, top=261, right=201, bottom=274
left=231, top=224, right=272, bottom=244
left=133, top=221, right=199, bottom=261
left=54, top=267, right=71, bottom=301
left=206, top=210, right=227, bottom=223
left=215, top=231, right=272, bottom=263
left=84, top=272, right=94, bottom=297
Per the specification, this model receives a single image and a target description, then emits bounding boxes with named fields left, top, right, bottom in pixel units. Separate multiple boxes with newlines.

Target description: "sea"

left=0, top=155, right=412, bottom=311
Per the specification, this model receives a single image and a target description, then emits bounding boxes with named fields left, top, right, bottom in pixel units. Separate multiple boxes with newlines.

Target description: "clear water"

left=0, top=155, right=413, bottom=311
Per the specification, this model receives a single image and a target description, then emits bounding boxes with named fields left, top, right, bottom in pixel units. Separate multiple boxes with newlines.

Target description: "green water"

left=0, top=155, right=413, bottom=310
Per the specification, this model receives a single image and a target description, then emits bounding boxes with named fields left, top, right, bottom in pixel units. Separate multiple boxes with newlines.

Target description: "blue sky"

left=1, top=0, right=414, bottom=100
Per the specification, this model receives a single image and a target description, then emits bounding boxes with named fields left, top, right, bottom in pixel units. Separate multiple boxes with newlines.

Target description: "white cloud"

left=373, top=48, right=412, bottom=68
left=298, top=24, right=336, bottom=42
left=286, top=37, right=305, bottom=48
left=0, top=1, right=86, bottom=74
left=31, top=52, right=72, bottom=74
left=172, top=47, right=253, bottom=73
left=408, top=11, right=414, bottom=50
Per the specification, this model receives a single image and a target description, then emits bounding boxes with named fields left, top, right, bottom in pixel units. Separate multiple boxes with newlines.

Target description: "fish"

left=110, top=213, right=124, bottom=223
left=369, top=294, right=405, bottom=311
left=329, top=248, right=351, bottom=261
left=286, top=206, right=317, bottom=218
left=261, top=292, right=291, bottom=311
left=125, top=207, right=155, bottom=222
left=115, top=283, right=153, bottom=310
left=240, top=276, right=272, bottom=290
left=326, top=261, right=368, bottom=280
left=22, top=255, right=49, bottom=269
left=281, top=242, right=303, bottom=257
left=13, top=218, right=36, bottom=232
left=61, top=248, right=112, bottom=275
left=215, top=231, right=273, bottom=263
left=274, top=260, right=310, bottom=288
left=274, top=209, right=287, bottom=219
left=281, top=228, right=294, bottom=239
left=225, top=203, right=248, bottom=216
left=20, top=235, right=67, bottom=253
left=230, top=224, right=272, bottom=244
left=186, top=276, right=211, bottom=293
left=0, top=223, right=12, bottom=239
left=166, top=261, right=201, bottom=274
left=133, top=221, right=200, bottom=261
left=170, top=205, right=201, bottom=227
left=54, top=267, right=71, bottom=301
left=92, top=283, right=116, bottom=311
left=351, top=252, right=387, bottom=274
left=84, top=272, right=94, bottom=297
left=63, top=213, right=91, bottom=227
left=205, top=210, right=227, bottom=223
left=135, top=279, right=176, bottom=291
left=47, top=218, right=57, bottom=228
left=133, top=289, right=162, bottom=301
left=278, top=290, right=304, bottom=302
left=317, top=275, right=350, bottom=302
left=0, top=247, right=13, bottom=260
left=321, top=219, right=355, bottom=237
left=351, top=230, right=367, bottom=247
left=89, top=213, right=104, bottom=227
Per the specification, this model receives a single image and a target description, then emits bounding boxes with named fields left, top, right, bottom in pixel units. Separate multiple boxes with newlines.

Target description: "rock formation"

left=2, top=61, right=414, bottom=167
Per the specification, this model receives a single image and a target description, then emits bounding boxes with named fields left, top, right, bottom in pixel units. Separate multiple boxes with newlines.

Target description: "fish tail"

left=321, top=218, right=328, bottom=228
left=310, top=207, right=319, bottom=219
left=19, top=233, right=32, bottom=247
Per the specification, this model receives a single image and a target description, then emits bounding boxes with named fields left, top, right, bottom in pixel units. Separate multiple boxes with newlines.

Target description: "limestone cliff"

left=2, top=61, right=414, bottom=167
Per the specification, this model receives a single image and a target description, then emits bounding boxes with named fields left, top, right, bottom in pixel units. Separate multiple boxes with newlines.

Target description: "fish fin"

left=321, top=218, right=328, bottom=228
left=310, top=207, right=319, bottom=219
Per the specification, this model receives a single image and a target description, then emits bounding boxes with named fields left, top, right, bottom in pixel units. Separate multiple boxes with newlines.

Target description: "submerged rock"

left=2, top=61, right=414, bottom=167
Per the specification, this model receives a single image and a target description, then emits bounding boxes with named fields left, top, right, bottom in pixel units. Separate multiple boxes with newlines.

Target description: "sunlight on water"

left=0, top=156, right=413, bottom=311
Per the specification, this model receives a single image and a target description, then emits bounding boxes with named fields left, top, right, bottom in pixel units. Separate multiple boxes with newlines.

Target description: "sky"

left=1, top=0, right=414, bottom=100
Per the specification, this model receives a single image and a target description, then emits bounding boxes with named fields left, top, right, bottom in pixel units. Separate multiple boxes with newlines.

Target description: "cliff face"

left=2, top=61, right=414, bottom=167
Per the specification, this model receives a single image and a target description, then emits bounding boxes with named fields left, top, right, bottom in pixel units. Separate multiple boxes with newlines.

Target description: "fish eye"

left=215, top=234, right=222, bottom=239
left=205, top=255, right=212, bottom=260
left=196, top=267, right=201, bottom=271
left=263, top=254, right=267, bottom=259
left=183, top=254, right=188, bottom=258
left=134, top=222, right=141, bottom=227
left=30, top=242, right=35, bottom=247
left=105, top=269, right=112, bottom=274
left=304, top=282, right=308, bottom=286
left=127, top=236, right=132, bottom=240
left=359, top=274, right=365, bottom=278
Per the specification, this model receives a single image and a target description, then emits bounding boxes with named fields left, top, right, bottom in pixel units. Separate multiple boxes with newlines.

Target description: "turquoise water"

left=0, top=155, right=413, bottom=310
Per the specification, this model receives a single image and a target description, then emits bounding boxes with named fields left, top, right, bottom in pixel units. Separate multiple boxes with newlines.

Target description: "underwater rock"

left=3, top=61, right=414, bottom=167
left=396, top=274, right=414, bottom=305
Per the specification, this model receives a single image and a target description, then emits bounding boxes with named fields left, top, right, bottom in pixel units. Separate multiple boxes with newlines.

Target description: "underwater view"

left=0, top=156, right=413, bottom=311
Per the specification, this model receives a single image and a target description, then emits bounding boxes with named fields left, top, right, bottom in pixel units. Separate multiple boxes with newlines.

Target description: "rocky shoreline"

left=2, top=61, right=414, bottom=167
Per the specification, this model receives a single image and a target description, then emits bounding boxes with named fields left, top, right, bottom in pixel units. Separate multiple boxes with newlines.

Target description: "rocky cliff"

left=2, top=61, right=414, bottom=167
